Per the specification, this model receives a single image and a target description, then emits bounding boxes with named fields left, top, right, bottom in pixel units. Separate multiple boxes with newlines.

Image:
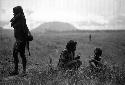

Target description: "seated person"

left=57, top=40, right=82, bottom=70
left=89, top=48, right=102, bottom=69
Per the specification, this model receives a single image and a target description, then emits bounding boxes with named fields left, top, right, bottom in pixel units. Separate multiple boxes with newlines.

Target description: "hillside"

left=0, top=21, right=9, bottom=27
left=32, top=22, right=77, bottom=33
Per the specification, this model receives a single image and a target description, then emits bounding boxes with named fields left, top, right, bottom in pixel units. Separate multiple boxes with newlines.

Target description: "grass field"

left=0, top=28, right=125, bottom=85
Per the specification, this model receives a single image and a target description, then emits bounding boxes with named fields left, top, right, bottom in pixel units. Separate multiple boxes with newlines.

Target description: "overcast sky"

left=0, top=0, right=125, bottom=30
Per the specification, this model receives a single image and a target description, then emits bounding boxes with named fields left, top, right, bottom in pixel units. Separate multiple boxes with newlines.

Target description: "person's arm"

left=89, top=59, right=96, bottom=67
left=75, top=55, right=80, bottom=60
left=21, top=15, right=29, bottom=38
left=10, top=14, right=21, bottom=28
left=59, top=50, right=69, bottom=62
left=89, top=56, right=97, bottom=67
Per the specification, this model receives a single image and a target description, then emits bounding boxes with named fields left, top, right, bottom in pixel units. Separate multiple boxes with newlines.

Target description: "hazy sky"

left=0, top=0, right=125, bottom=29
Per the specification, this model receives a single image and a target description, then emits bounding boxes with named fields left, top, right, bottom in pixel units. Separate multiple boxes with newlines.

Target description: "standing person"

left=89, top=34, right=91, bottom=41
left=57, top=40, right=82, bottom=70
left=10, top=6, right=29, bottom=76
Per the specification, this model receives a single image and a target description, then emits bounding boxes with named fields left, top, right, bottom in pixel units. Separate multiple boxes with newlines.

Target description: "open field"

left=0, top=28, right=125, bottom=85
left=31, top=30, right=125, bottom=66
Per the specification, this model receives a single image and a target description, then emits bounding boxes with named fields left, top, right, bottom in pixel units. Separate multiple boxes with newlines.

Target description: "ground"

left=0, top=29, right=125, bottom=85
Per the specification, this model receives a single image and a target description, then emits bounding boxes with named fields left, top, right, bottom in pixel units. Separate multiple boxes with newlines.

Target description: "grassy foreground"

left=0, top=28, right=125, bottom=85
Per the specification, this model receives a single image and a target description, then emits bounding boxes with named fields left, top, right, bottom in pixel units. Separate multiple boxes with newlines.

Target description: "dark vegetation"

left=0, top=27, right=125, bottom=85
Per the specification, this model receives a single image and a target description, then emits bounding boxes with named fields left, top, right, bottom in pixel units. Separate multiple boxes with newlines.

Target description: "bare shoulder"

left=61, top=49, right=68, bottom=55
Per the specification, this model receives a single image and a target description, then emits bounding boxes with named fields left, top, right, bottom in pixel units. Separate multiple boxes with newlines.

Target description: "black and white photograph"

left=0, top=0, right=125, bottom=85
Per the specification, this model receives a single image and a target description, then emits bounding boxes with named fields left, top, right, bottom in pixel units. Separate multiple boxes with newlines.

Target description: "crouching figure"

left=89, top=48, right=103, bottom=72
left=57, top=40, right=82, bottom=70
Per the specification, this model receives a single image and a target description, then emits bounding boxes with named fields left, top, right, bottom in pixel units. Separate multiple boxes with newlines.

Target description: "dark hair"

left=66, top=40, right=77, bottom=51
left=94, top=48, right=102, bottom=56
left=13, top=6, right=24, bottom=15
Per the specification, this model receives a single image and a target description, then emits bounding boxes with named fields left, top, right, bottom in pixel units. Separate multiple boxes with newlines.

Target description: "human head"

left=94, top=48, right=102, bottom=56
left=13, top=6, right=24, bottom=15
left=66, top=40, right=77, bottom=52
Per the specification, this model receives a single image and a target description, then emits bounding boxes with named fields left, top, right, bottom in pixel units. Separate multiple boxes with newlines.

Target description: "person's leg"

left=19, top=42, right=27, bottom=73
left=76, top=60, right=82, bottom=68
left=13, top=49, right=19, bottom=73
left=67, top=60, right=77, bottom=70
left=10, top=42, right=19, bottom=75
left=20, top=52, right=26, bottom=73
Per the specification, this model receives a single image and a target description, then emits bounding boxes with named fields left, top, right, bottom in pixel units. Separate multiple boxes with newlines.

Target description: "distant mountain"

left=32, top=22, right=77, bottom=33
left=0, top=27, right=13, bottom=37
left=0, top=21, right=9, bottom=27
